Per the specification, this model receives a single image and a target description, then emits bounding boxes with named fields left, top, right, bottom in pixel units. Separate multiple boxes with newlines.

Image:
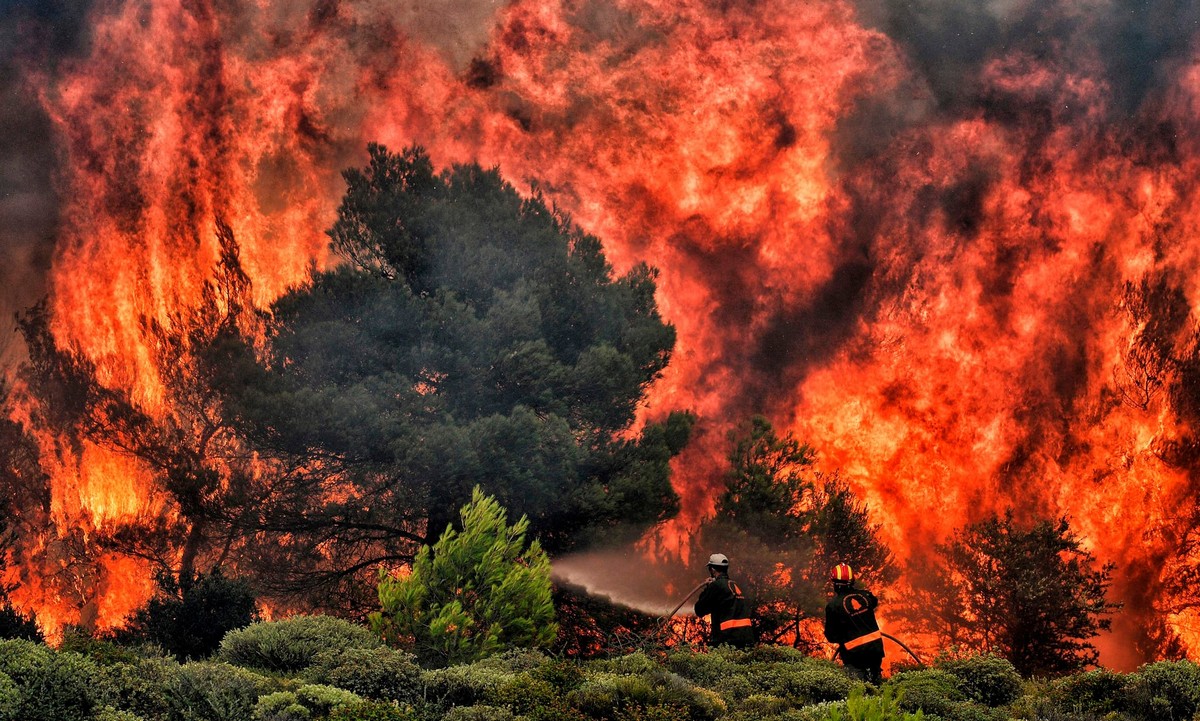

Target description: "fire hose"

left=831, top=632, right=925, bottom=667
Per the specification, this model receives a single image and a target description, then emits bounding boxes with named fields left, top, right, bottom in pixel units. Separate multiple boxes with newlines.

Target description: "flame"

left=2, top=0, right=1199, bottom=662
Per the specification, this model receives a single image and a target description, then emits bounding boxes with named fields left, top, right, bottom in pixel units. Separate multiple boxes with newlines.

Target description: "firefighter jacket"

left=694, top=574, right=755, bottom=648
left=823, top=585, right=884, bottom=664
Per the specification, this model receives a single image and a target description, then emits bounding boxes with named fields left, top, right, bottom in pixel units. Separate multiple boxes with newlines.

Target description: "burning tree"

left=900, top=512, right=1118, bottom=677
left=693, top=416, right=895, bottom=650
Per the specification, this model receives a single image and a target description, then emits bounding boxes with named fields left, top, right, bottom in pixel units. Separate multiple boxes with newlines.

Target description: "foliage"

left=371, top=487, right=556, bottom=665
left=116, top=570, right=258, bottom=661
left=328, top=701, right=417, bottom=721
left=219, top=615, right=380, bottom=673
left=162, top=661, right=275, bottom=721
left=826, top=686, right=924, bottom=721
left=883, top=670, right=965, bottom=718
left=749, top=660, right=859, bottom=704
left=693, top=417, right=895, bottom=649
left=207, top=144, right=690, bottom=609
left=552, top=581, right=662, bottom=659
left=935, top=654, right=1023, bottom=706
left=0, top=638, right=99, bottom=721
left=97, top=656, right=182, bottom=721
left=0, top=605, right=42, bottom=643
left=1119, top=660, right=1200, bottom=721
left=898, top=512, right=1117, bottom=677
left=304, top=646, right=422, bottom=703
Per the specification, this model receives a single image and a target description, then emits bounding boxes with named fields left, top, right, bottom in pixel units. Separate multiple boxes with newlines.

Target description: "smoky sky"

left=0, top=1, right=93, bottom=365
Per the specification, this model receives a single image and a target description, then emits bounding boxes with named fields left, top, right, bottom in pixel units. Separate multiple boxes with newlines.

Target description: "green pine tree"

left=370, top=486, right=557, bottom=665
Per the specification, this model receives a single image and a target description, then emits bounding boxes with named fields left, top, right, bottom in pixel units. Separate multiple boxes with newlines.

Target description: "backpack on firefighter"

left=823, top=563, right=884, bottom=683
left=694, top=553, right=756, bottom=648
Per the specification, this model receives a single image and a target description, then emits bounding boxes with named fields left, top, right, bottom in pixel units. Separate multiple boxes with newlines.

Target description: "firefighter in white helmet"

left=694, top=552, right=755, bottom=648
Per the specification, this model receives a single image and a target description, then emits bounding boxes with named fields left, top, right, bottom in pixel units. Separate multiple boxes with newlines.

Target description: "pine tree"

left=371, top=487, right=556, bottom=665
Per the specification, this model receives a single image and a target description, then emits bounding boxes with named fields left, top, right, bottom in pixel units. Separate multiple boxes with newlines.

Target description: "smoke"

left=0, top=1, right=94, bottom=367
left=552, top=547, right=704, bottom=617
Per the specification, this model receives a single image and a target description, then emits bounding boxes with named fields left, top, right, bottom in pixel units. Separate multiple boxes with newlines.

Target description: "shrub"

left=305, top=647, right=421, bottom=704
left=786, top=700, right=850, bottom=721
left=117, top=571, right=258, bottom=661
left=531, top=657, right=586, bottom=691
left=711, top=673, right=756, bottom=702
left=219, top=616, right=380, bottom=673
left=294, top=684, right=364, bottom=716
left=884, top=669, right=965, bottom=718
left=442, top=706, right=515, bottom=721
left=0, top=638, right=99, bottom=721
left=936, top=654, right=1023, bottom=706
left=486, top=672, right=557, bottom=714
left=97, top=656, right=182, bottom=721
left=253, top=692, right=311, bottom=721
left=566, top=669, right=725, bottom=721
left=328, top=701, right=418, bottom=721
left=666, top=648, right=737, bottom=686
left=423, top=663, right=515, bottom=708
left=95, top=708, right=147, bottom=721
left=827, top=686, right=925, bottom=721
left=371, top=488, right=557, bottom=666
left=1120, top=660, right=1200, bottom=721
left=163, top=661, right=275, bottom=721
left=750, top=661, right=858, bottom=704
left=591, top=651, right=660, bottom=676
left=1050, top=668, right=1126, bottom=717
left=0, top=671, right=18, bottom=721
left=60, top=628, right=148, bottom=666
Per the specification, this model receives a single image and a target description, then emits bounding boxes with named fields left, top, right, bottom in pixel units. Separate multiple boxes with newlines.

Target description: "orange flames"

left=4, top=0, right=1200, bottom=662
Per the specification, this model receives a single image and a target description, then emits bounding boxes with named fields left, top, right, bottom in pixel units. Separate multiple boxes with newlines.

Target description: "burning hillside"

left=2, top=0, right=1199, bottom=664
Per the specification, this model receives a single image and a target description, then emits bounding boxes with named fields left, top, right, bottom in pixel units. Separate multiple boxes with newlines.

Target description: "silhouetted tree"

left=693, top=416, right=895, bottom=650
left=900, top=512, right=1117, bottom=677
left=211, top=145, right=691, bottom=605
left=113, top=569, right=258, bottom=660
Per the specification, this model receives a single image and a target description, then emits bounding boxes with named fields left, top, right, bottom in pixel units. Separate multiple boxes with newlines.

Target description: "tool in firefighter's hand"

left=832, top=632, right=925, bottom=667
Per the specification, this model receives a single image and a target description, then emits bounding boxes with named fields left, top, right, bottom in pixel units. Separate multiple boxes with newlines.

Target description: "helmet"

left=831, top=563, right=854, bottom=583
left=707, top=553, right=730, bottom=569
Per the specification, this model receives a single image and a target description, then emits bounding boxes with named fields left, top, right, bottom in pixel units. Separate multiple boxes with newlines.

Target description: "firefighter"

left=694, top=552, right=755, bottom=648
left=823, top=562, right=884, bottom=684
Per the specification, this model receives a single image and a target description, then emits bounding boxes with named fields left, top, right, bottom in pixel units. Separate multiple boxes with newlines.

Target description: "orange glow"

left=1, top=0, right=1197, bottom=666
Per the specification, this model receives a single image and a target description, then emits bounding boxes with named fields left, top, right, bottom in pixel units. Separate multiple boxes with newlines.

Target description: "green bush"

left=163, top=661, right=276, bottom=721
left=711, top=673, right=756, bottom=702
left=1050, top=668, right=1126, bottom=717
left=486, top=672, right=557, bottom=714
left=442, top=706, right=515, bottom=721
left=786, top=700, right=850, bottom=721
left=665, top=648, right=737, bottom=686
left=729, top=693, right=792, bottom=719
left=95, top=707, right=148, bottom=721
left=294, top=684, right=363, bottom=716
left=0, top=671, right=19, bottom=721
left=0, top=638, right=99, bottom=721
left=305, top=647, right=422, bottom=703
left=531, top=656, right=586, bottom=691
left=566, top=669, right=725, bottom=721
left=254, top=691, right=311, bottom=721
left=827, top=686, right=925, bottom=721
left=936, top=654, right=1023, bottom=706
left=884, top=670, right=965, bottom=718
left=590, top=651, right=660, bottom=676
left=1120, top=660, right=1200, bottom=721
left=328, top=701, right=417, bottom=721
left=423, top=663, right=515, bottom=708
left=750, top=661, right=858, bottom=704
left=97, top=656, right=182, bottom=721
left=218, top=616, right=380, bottom=673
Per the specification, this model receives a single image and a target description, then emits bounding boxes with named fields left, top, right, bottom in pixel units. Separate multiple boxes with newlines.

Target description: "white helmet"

left=707, top=553, right=730, bottom=569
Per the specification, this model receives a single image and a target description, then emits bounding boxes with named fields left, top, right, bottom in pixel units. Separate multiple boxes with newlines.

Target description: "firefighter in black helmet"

left=694, top=553, right=755, bottom=648
left=824, top=563, right=884, bottom=684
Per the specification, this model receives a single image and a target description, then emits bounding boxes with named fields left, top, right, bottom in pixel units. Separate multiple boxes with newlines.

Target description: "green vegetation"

left=3, top=630, right=1194, bottom=721
left=371, top=487, right=557, bottom=666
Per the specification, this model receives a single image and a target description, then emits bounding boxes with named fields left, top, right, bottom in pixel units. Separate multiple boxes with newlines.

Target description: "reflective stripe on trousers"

left=843, top=630, right=882, bottom=650
left=719, top=618, right=752, bottom=631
